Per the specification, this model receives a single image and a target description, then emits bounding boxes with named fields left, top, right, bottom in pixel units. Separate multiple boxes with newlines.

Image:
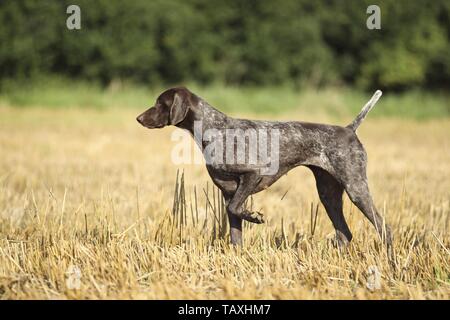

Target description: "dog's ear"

left=169, top=92, right=189, bottom=125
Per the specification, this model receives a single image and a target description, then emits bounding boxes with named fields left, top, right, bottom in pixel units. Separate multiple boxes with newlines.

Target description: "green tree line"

left=0, top=0, right=449, bottom=90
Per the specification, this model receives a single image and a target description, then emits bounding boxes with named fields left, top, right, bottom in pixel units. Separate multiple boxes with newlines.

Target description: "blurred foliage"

left=0, top=0, right=449, bottom=90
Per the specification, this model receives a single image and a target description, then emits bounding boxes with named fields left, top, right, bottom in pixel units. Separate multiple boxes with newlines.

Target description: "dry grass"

left=0, top=106, right=449, bottom=299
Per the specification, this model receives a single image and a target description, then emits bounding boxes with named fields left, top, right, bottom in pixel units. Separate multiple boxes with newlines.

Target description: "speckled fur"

left=137, top=87, right=393, bottom=249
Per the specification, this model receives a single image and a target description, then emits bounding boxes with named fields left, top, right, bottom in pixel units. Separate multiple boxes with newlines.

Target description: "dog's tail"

left=347, top=90, right=382, bottom=132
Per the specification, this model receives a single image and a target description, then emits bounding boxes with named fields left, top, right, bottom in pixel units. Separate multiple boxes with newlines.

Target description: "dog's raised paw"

left=241, top=210, right=265, bottom=224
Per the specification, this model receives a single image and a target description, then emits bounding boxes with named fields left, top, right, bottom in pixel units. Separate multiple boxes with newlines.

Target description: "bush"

left=0, top=0, right=449, bottom=90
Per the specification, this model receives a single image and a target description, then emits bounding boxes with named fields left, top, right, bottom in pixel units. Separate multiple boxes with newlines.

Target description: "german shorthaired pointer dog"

left=137, top=87, right=392, bottom=250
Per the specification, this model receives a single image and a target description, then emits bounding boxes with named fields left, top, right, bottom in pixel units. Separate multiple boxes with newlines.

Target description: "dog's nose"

left=136, top=115, right=144, bottom=124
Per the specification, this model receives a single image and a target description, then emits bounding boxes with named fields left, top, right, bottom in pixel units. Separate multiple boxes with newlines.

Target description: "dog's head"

left=137, top=87, right=195, bottom=129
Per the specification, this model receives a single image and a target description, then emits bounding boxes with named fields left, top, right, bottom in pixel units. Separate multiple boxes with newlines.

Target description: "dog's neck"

left=175, top=99, right=228, bottom=152
left=177, top=99, right=228, bottom=134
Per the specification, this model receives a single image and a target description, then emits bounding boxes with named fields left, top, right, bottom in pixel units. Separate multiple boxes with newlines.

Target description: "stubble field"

left=0, top=104, right=449, bottom=299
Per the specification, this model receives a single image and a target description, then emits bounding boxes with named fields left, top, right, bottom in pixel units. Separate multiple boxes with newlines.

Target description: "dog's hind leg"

left=309, top=166, right=352, bottom=246
left=343, top=176, right=393, bottom=250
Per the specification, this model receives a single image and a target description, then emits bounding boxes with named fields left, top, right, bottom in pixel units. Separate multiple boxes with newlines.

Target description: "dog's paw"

left=241, top=210, right=265, bottom=224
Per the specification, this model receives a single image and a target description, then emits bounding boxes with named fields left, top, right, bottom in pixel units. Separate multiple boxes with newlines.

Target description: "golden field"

left=0, top=105, right=449, bottom=299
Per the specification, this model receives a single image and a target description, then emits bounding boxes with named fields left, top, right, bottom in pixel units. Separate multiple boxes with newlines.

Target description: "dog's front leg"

left=228, top=213, right=243, bottom=246
left=223, top=193, right=243, bottom=246
left=226, top=173, right=265, bottom=246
